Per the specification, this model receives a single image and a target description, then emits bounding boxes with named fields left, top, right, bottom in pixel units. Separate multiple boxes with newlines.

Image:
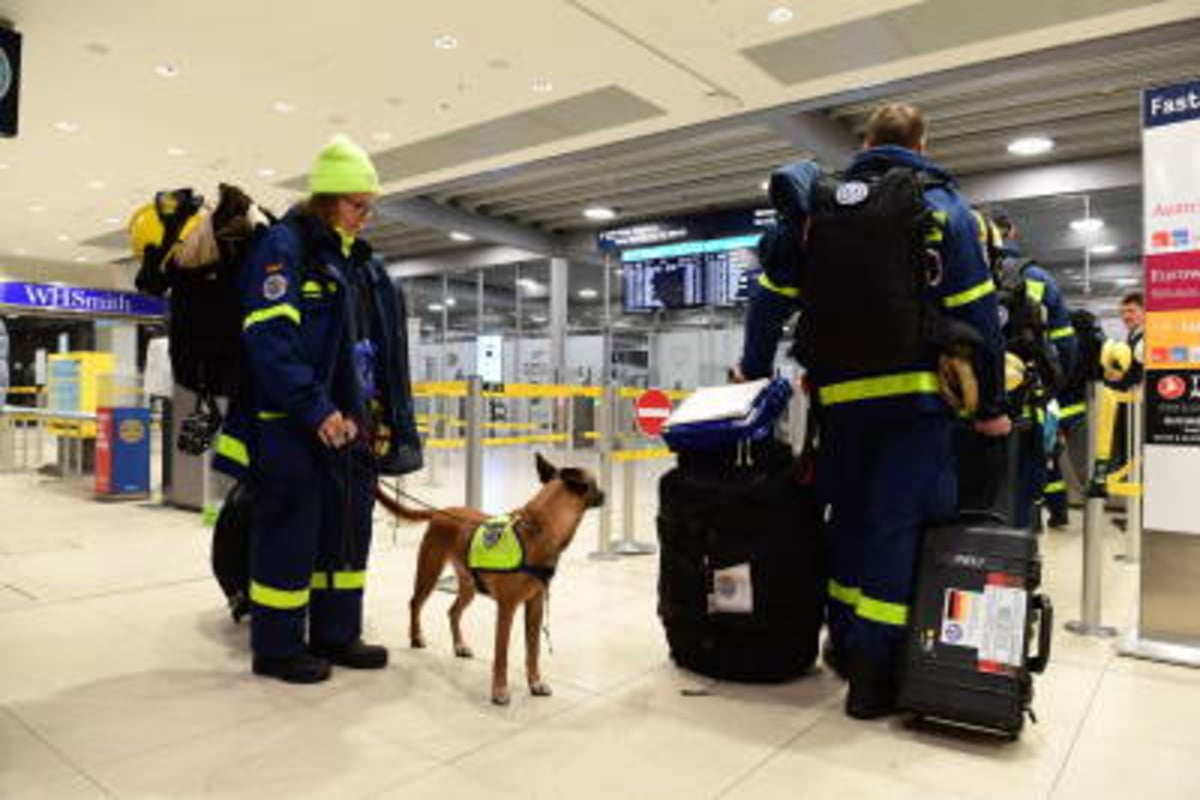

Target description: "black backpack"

left=995, top=258, right=1064, bottom=395
left=1069, top=309, right=1105, bottom=386
left=794, top=168, right=964, bottom=373
left=135, top=184, right=273, bottom=400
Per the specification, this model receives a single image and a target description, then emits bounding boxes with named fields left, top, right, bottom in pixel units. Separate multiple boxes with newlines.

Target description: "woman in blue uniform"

left=234, top=136, right=421, bottom=683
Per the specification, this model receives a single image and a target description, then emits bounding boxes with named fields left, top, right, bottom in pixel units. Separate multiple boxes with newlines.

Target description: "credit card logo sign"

left=1152, top=230, right=1171, bottom=249
left=1173, top=229, right=1191, bottom=248
left=1158, top=374, right=1187, bottom=400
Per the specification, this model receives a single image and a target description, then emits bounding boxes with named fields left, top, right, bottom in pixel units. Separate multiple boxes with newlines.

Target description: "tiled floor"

left=1, top=447, right=1196, bottom=799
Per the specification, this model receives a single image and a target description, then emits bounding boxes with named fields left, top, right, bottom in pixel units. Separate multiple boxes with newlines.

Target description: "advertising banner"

left=1143, top=79, right=1200, bottom=533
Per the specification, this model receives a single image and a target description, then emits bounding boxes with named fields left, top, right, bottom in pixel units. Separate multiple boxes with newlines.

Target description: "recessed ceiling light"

left=1090, top=243, right=1118, bottom=255
left=760, top=180, right=769, bottom=192
left=28, top=204, right=46, bottom=213
left=154, top=64, right=180, bottom=78
left=578, top=288, right=599, bottom=299
left=14, top=248, right=28, bottom=256
left=370, top=130, right=393, bottom=142
left=53, top=120, right=81, bottom=133
left=0, top=162, right=9, bottom=170
left=583, top=206, right=617, bottom=221
left=433, top=34, right=458, bottom=50
left=86, top=179, right=106, bottom=190
left=166, top=146, right=188, bottom=157
left=449, top=231, right=474, bottom=242
left=255, top=167, right=276, bottom=178
left=104, top=216, right=122, bottom=225
left=767, top=6, right=795, bottom=24
left=531, top=78, right=554, bottom=94
left=56, top=234, right=70, bottom=242
left=428, top=303, right=445, bottom=312
left=530, top=314, right=547, bottom=324
left=1070, top=218, right=1105, bottom=234
left=74, top=255, right=90, bottom=263
left=272, top=100, right=297, bottom=114
left=1007, top=136, right=1054, bottom=156
left=444, top=297, right=458, bottom=308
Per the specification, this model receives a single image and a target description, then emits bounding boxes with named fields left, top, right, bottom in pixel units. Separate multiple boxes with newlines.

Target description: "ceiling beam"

left=763, top=110, right=858, bottom=168
left=959, top=153, right=1140, bottom=204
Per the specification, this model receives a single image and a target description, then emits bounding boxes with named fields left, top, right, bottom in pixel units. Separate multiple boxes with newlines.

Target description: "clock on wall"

left=0, top=25, right=22, bottom=137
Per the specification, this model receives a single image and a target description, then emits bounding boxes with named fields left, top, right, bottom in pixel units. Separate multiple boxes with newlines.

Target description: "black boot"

left=822, top=639, right=849, bottom=681
left=311, top=639, right=389, bottom=669
left=253, top=653, right=331, bottom=684
left=845, top=652, right=897, bottom=720
left=1047, top=511, right=1069, bottom=530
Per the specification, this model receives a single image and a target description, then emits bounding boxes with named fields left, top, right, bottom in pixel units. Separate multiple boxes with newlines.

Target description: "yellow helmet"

left=128, top=202, right=165, bottom=257
left=1004, top=352, right=1026, bottom=391
left=1101, top=339, right=1133, bottom=376
left=127, top=191, right=204, bottom=258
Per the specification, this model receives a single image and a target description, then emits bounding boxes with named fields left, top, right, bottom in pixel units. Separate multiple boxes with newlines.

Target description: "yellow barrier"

left=612, top=448, right=673, bottom=462
left=5, top=386, right=43, bottom=396
left=422, top=433, right=570, bottom=450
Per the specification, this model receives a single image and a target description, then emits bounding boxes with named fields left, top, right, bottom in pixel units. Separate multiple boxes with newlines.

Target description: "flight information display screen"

left=621, top=235, right=760, bottom=312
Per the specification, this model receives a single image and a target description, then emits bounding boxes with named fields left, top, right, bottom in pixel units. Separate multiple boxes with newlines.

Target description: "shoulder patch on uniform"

left=264, top=262, right=284, bottom=274
left=836, top=181, right=870, bottom=206
left=263, top=274, right=289, bottom=301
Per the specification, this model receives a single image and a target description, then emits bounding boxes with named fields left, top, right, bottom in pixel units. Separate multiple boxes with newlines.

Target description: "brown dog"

left=375, top=454, right=604, bottom=705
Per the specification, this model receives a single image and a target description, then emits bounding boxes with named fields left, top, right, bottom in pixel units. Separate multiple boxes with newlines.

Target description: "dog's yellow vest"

left=468, top=515, right=525, bottom=572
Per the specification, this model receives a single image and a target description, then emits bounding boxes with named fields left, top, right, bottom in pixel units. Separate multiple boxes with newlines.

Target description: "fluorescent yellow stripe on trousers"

left=310, top=571, right=367, bottom=590
left=856, top=595, right=909, bottom=627
left=828, top=579, right=861, bottom=607
left=250, top=580, right=309, bottom=610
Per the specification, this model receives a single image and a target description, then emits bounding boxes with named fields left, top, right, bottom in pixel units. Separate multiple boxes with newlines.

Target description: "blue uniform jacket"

left=214, top=210, right=422, bottom=478
left=741, top=146, right=1007, bottom=421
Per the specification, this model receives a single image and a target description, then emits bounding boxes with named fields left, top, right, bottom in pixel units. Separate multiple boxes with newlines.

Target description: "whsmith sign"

left=0, top=282, right=165, bottom=318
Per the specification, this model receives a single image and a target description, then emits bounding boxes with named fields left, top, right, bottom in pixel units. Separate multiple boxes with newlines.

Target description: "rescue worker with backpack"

left=975, top=211, right=1078, bottom=530
left=738, top=103, right=1010, bottom=719
left=213, top=135, right=422, bottom=683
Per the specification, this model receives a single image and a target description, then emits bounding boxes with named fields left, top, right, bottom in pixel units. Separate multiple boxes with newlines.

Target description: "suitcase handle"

left=1028, top=593, right=1053, bottom=674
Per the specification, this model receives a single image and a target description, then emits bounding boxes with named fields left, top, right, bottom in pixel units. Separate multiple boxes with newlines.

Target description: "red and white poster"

left=1142, top=79, right=1200, bottom=533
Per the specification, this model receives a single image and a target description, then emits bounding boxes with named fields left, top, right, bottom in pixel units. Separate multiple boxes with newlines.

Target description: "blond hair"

left=864, top=103, right=927, bottom=149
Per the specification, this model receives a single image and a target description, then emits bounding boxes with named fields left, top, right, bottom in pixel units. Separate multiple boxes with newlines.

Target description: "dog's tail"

left=373, top=485, right=436, bottom=522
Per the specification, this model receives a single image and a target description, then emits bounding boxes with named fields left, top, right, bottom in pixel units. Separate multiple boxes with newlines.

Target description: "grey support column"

left=549, top=257, right=568, bottom=384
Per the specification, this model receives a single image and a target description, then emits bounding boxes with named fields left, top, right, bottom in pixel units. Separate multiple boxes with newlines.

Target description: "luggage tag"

left=708, top=563, right=754, bottom=614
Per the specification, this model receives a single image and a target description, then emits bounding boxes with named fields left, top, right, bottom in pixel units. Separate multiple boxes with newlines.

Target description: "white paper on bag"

left=666, top=379, right=769, bottom=427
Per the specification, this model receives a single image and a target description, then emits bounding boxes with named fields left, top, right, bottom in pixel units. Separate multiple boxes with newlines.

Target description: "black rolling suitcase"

left=897, top=514, right=1053, bottom=738
left=656, top=437, right=824, bottom=682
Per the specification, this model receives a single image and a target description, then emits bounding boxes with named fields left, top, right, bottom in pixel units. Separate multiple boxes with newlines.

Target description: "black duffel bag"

left=657, top=438, right=824, bottom=682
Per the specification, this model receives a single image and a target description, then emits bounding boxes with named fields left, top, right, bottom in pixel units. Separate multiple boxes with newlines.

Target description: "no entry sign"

left=635, top=389, right=672, bottom=436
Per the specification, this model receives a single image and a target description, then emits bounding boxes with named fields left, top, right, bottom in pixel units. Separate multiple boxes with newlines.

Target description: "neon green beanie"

left=308, top=135, right=381, bottom=194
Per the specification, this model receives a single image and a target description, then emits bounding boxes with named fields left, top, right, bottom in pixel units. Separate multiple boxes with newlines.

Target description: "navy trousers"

left=249, top=421, right=376, bottom=659
left=821, top=413, right=957, bottom=668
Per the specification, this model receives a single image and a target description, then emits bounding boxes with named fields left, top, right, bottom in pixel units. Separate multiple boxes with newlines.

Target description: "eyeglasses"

left=341, top=197, right=375, bottom=217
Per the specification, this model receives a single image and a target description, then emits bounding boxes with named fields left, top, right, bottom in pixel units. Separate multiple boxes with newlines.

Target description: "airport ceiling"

left=0, top=0, right=1198, bottom=272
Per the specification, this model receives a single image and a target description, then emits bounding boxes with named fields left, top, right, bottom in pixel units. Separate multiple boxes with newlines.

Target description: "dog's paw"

left=410, top=635, right=426, bottom=649
left=491, top=690, right=511, bottom=706
left=529, top=681, right=553, bottom=697
left=454, top=644, right=474, bottom=659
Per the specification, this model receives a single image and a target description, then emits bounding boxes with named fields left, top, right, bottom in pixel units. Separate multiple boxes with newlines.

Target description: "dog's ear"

left=535, top=452, right=558, bottom=484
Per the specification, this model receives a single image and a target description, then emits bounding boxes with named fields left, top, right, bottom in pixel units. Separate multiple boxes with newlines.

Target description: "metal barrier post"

left=464, top=376, right=484, bottom=509
left=566, top=395, right=576, bottom=453
left=590, top=382, right=619, bottom=560
left=1066, top=381, right=1118, bottom=638
left=1118, top=392, right=1143, bottom=564
left=425, top=395, right=440, bottom=487
left=613, top=457, right=657, bottom=556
